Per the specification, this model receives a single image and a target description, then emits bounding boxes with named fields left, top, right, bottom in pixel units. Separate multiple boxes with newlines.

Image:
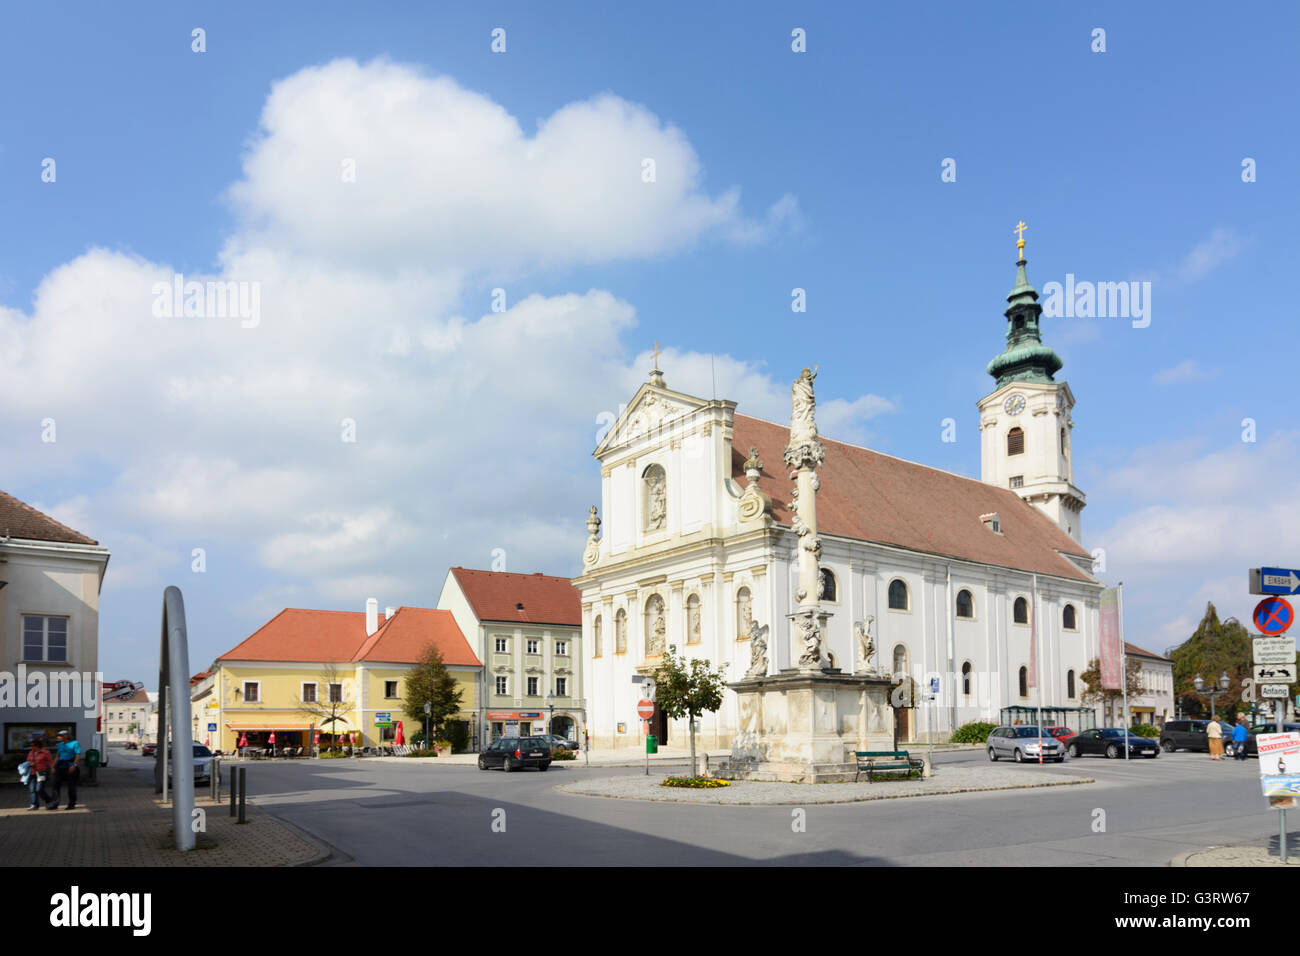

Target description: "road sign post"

left=1252, top=568, right=1300, bottom=596
left=637, top=699, right=655, bottom=776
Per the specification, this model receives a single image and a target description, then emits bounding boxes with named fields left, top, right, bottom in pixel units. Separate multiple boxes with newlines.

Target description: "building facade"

left=574, top=248, right=1105, bottom=750
left=0, top=491, right=110, bottom=754
left=102, top=685, right=152, bottom=746
left=1122, top=642, right=1175, bottom=728
left=437, top=568, right=583, bottom=746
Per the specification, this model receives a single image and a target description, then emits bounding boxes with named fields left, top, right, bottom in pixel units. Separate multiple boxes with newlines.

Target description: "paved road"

left=141, top=749, right=1280, bottom=866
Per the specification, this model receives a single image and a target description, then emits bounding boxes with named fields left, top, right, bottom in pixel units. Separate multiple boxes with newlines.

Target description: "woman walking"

left=1207, top=717, right=1224, bottom=760
left=25, top=735, right=55, bottom=810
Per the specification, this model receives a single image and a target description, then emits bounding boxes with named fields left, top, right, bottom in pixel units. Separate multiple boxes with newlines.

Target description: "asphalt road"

left=113, top=748, right=1280, bottom=866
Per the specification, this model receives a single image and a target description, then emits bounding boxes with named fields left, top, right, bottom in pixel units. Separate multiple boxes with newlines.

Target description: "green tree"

left=404, top=645, right=464, bottom=743
left=1079, top=656, right=1142, bottom=726
left=652, top=644, right=728, bottom=778
left=1169, top=602, right=1267, bottom=721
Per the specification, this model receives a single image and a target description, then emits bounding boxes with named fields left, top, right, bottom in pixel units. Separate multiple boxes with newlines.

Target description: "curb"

left=251, top=802, right=339, bottom=867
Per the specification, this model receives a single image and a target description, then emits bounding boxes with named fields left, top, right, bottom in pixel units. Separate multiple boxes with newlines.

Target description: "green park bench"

left=854, top=750, right=924, bottom=783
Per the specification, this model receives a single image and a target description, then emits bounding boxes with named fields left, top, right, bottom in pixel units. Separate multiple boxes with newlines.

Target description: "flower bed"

left=661, top=775, right=730, bottom=789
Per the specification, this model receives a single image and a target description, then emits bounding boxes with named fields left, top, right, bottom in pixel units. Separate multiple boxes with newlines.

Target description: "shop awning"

left=224, top=723, right=315, bottom=731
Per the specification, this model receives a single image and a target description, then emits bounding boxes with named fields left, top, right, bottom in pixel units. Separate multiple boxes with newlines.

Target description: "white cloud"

left=1177, top=228, right=1244, bottom=282
left=1153, top=359, right=1213, bottom=385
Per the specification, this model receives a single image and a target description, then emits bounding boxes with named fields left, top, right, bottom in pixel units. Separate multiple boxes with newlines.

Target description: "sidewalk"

left=0, top=764, right=328, bottom=866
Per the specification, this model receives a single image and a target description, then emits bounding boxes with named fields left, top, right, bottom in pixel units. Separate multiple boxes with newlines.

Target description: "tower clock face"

left=1003, top=394, right=1026, bottom=416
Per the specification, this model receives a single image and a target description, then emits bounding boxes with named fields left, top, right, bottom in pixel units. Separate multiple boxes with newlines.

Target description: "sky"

left=2, top=2, right=1297, bottom=686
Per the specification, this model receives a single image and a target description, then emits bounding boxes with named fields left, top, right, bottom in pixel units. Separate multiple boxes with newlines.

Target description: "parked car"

left=1068, top=727, right=1160, bottom=759
left=1159, top=719, right=1209, bottom=753
left=478, top=736, right=552, bottom=772
left=166, top=743, right=214, bottom=785
left=124, top=741, right=138, bottom=750
left=1043, top=726, right=1076, bottom=746
left=1244, top=722, right=1300, bottom=757
left=141, top=742, right=157, bottom=757
left=986, top=726, right=1065, bottom=763
left=540, top=734, right=579, bottom=752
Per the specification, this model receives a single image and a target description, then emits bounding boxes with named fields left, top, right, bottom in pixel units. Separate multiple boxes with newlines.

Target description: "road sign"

left=1262, top=685, right=1291, bottom=699
left=636, top=699, right=655, bottom=720
left=375, top=711, right=393, bottom=727
left=1257, top=733, right=1300, bottom=776
left=1254, top=597, right=1294, bottom=636
left=207, top=723, right=217, bottom=732
left=1253, top=567, right=1300, bottom=595
left=1253, top=636, right=1297, bottom=665
left=1255, top=663, right=1297, bottom=683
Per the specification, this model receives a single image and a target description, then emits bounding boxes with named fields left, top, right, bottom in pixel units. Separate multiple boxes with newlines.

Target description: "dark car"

left=540, top=734, right=579, bottom=752
left=1068, top=727, right=1160, bottom=759
left=1159, top=719, right=1209, bottom=753
left=1244, top=723, right=1300, bottom=757
left=478, top=736, right=552, bottom=772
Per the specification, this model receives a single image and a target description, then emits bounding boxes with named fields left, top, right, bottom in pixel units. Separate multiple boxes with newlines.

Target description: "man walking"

left=1206, top=717, right=1224, bottom=761
left=1232, top=715, right=1250, bottom=762
left=50, top=729, right=82, bottom=809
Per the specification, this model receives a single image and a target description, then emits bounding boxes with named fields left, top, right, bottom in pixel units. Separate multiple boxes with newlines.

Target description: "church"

left=574, top=234, right=1103, bottom=751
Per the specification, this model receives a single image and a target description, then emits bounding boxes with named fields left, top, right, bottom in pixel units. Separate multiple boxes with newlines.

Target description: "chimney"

left=365, top=598, right=379, bottom=636
left=385, top=606, right=396, bottom=620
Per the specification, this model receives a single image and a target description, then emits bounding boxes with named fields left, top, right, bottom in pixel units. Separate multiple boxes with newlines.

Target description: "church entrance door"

left=650, top=705, right=669, bottom=745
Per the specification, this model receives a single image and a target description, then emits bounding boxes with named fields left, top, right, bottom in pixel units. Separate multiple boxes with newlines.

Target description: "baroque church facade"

left=574, top=243, right=1105, bottom=750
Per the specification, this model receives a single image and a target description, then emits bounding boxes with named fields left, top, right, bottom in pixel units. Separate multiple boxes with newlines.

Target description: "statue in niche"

left=645, top=467, right=666, bottom=531
left=646, top=596, right=666, bottom=656
left=855, top=617, right=877, bottom=675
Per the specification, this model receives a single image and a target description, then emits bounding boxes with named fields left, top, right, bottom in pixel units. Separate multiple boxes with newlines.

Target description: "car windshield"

left=1015, top=727, right=1053, bottom=738
left=522, top=737, right=548, bottom=747
left=1100, top=729, right=1130, bottom=738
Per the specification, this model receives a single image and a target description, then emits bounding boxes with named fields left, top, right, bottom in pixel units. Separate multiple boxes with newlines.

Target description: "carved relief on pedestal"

left=744, top=620, right=769, bottom=678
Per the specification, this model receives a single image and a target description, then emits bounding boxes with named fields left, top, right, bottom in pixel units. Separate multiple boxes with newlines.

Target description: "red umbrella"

left=395, top=721, right=404, bottom=746
left=268, top=731, right=277, bottom=747
left=238, top=734, right=248, bottom=748
left=313, top=730, right=321, bottom=745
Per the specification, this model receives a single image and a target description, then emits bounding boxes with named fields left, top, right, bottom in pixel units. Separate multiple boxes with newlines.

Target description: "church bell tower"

left=977, top=223, right=1086, bottom=543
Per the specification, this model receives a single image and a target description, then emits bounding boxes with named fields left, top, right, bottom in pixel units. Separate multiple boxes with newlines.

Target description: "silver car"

left=987, top=725, right=1065, bottom=763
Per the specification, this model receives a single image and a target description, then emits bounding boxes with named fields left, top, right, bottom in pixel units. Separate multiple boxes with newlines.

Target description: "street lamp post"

left=546, top=691, right=555, bottom=738
left=1194, top=672, right=1232, bottom=720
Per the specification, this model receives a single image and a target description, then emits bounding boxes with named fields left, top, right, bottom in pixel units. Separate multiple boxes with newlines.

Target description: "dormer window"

left=980, top=512, right=1001, bottom=534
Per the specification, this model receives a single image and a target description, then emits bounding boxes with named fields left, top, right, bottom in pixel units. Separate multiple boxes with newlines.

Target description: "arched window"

left=643, top=464, right=667, bottom=532
left=1063, top=604, right=1077, bottom=630
left=820, top=567, right=838, bottom=602
left=956, top=589, right=974, bottom=619
left=1007, top=427, right=1025, bottom=456
left=644, top=595, right=666, bottom=657
left=888, top=579, right=909, bottom=611
left=615, top=609, right=627, bottom=654
left=735, top=586, right=753, bottom=639
left=962, top=661, right=973, bottom=696
left=1067, top=669, right=1076, bottom=699
left=892, top=644, right=909, bottom=677
left=593, top=615, right=602, bottom=657
left=1013, top=596, right=1029, bottom=624
left=685, top=593, right=702, bottom=644
left=1018, top=666, right=1028, bottom=698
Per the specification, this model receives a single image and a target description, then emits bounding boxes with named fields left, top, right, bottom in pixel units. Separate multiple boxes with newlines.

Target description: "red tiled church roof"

left=0, top=490, right=98, bottom=545
left=730, top=414, right=1094, bottom=583
left=450, top=567, right=582, bottom=626
left=218, top=607, right=479, bottom=666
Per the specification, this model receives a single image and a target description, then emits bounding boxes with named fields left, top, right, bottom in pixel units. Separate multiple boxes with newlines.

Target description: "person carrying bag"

left=25, top=735, right=56, bottom=810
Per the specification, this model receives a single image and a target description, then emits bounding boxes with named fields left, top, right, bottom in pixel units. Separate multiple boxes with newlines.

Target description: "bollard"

left=237, top=767, right=247, bottom=824
left=212, top=756, right=221, bottom=804
left=229, top=764, right=237, bottom=817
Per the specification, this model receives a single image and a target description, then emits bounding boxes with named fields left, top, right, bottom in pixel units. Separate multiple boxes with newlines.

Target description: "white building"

left=574, top=248, right=1105, bottom=749
left=102, top=685, right=152, bottom=746
left=1122, top=642, right=1175, bottom=728
left=0, top=490, right=110, bottom=754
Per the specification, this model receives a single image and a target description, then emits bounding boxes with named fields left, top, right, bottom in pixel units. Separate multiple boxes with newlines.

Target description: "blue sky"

left=2, top=1, right=1297, bottom=684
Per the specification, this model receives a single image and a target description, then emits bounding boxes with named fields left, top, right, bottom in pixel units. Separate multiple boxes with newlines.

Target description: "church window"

left=736, top=586, right=753, bottom=639
left=888, top=579, right=909, bottom=611
left=593, top=616, right=602, bottom=657
left=1067, top=669, right=1076, bottom=699
left=820, top=568, right=838, bottom=602
left=1018, top=666, right=1028, bottom=698
left=892, top=644, right=909, bottom=677
left=643, top=464, right=667, bottom=532
left=1013, top=596, right=1029, bottom=624
left=615, top=609, right=627, bottom=654
left=956, top=589, right=974, bottom=619
left=1063, top=604, right=1077, bottom=630
left=686, top=594, right=702, bottom=644
left=1007, top=427, right=1025, bottom=456
left=644, top=595, right=666, bottom=657
left=962, top=661, right=973, bottom=696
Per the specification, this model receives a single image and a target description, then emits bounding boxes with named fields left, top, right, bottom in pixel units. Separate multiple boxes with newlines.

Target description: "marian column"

left=784, top=367, right=831, bottom=672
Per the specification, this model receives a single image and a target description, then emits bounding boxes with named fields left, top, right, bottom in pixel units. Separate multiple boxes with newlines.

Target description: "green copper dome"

left=987, top=254, right=1063, bottom=388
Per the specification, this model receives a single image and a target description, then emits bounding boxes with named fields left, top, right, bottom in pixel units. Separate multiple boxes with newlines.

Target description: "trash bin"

left=85, top=748, right=101, bottom=785
left=646, top=735, right=658, bottom=754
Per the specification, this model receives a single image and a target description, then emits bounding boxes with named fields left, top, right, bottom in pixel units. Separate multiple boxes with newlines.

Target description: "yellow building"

left=200, top=601, right=481, bottom=753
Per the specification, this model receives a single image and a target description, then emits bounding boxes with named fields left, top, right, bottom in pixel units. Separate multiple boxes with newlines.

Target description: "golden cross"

left=1014, top=220, right=1028, bottom=258
left=651, top=341, right=664, bottom=368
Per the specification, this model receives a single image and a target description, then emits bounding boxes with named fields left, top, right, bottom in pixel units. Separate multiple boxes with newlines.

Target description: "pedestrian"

left=1206, top=717, right=1224, bottom=760
left=1232, top=715, right=1250, bottom=762
left=25, top=735, right=56, bottom=810
left=50, top=729, right=82, bottom=809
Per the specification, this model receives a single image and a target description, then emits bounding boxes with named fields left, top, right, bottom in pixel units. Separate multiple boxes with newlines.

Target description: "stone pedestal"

left=723, top=670, right=901, bottom=783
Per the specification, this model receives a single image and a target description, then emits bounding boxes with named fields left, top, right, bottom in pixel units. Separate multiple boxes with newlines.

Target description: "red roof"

left=450, top=568, right=582, bottom=626
left=0, top=490, right=98, bottom=545
left=218, top=607, right=480, bottom=666
left=731, top=414, right=1094, bottom=582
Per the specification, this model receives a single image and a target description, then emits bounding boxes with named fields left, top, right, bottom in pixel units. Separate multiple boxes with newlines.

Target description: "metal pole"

left=1033, top=573, right=1043, bottom=764
left=229, top=765, right=237, bottom=817
left=1118, top=582, right=1129, bottom=760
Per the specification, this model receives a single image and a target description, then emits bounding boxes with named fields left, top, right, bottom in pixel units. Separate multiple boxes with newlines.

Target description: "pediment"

left=593, top=382, right=709, bottom=457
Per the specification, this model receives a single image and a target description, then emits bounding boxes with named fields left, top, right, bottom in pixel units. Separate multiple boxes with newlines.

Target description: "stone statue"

left=646, top=597, right=666, bottom=656
left=646, top=469, right=666, bottom=531
left=745, top=620, right=769, bottom=678
left=582, top=505, right=601, bottom=568
left=688, top=598, right=701, bottom=643
left=789, top=367, right=819, bottom=447
left=855, top=616, right=876, bottom=675
left=737, top=590, right=753, bottom=637
left=795, top=610, right=822, bottom=668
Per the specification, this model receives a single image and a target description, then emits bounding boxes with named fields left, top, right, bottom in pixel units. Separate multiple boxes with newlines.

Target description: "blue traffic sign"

left=1256, top=567, right=1300, bottom=595
left=207, top=723, right=217, bottom=732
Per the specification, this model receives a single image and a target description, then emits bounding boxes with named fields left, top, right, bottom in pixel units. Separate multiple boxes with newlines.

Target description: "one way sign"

left=1253, top=568, right=1300, bottom=595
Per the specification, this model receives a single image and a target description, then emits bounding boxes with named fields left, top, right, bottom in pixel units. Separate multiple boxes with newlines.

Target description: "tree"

left=652, top=644, right=728, bottom=778
left=1079, top=656, right=1143, bottom=726
left=404, top=645, right=464, bottom=744
left=1169, top=602, right=1267, bottom=721
left=297, top=662, right=353, bottom=750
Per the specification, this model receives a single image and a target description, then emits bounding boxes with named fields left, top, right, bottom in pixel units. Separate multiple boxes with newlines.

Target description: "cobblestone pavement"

left=1174, top=844, right=1300, bottom=866
left=556, top=765, right=1094, bottom=805
left=0, top=764, right=329, bottom=866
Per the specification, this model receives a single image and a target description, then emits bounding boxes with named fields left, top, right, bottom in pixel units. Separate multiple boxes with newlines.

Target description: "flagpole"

left=1033, top=573, right=1043, bottom=763
left=1119, top=581, right=1129, bottom=760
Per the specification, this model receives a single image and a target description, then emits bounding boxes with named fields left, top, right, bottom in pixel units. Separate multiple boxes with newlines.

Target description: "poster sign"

left=1257, top=732, right=1300, bottom=776
left=1099, top=587, right=1122, bottom=690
